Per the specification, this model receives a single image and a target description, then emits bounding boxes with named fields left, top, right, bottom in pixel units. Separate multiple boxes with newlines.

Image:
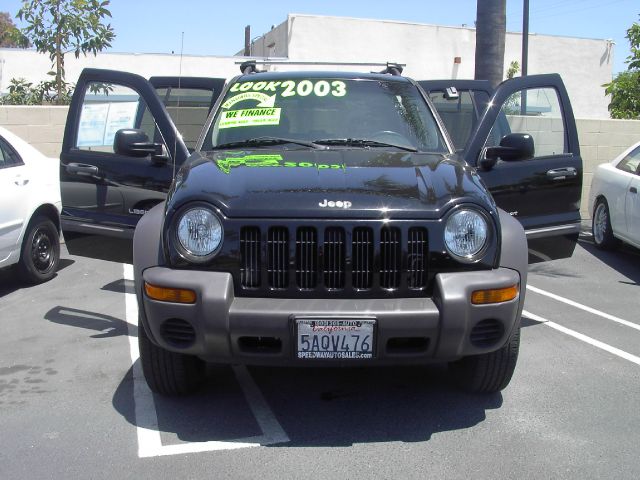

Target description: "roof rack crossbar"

left=236, top=59, right=406, bottom=74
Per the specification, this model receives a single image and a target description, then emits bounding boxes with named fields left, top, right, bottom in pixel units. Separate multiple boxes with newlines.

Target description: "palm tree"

left=475, top=0, right=507, bottom=88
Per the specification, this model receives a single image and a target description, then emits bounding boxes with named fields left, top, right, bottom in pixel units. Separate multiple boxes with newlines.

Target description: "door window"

left=76, top=83, right=157, bottom=153
left=429, top=90, right=477, bottom=150
left=150, top=87, right=213, bottom=150
left=0, top=137, right=23, bottom=169
left=487, top=87, right=567, bottom=158
left=616, top=146, right=640, bottom=174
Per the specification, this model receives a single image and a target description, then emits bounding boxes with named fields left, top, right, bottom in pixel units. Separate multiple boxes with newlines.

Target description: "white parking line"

left=523, top=310, right=640, bottom=366
left=123, top=264, right=289, bottom=458
left=527, top=284, right=640, bottom=332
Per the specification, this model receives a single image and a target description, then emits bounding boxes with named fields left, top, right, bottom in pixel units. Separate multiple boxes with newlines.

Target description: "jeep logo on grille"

left=319, top=199, right=352, bottom=209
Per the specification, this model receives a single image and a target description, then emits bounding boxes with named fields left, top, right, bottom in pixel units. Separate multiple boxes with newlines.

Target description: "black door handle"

left=631, top=186, right=638, bottom=194
left=66, top=163, right=99, bottom=176
left=546, top=167, right=577, bottom=181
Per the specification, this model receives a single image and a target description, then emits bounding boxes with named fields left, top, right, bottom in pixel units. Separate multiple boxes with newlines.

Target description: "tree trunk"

left=475, top=0, right=506, bottom=88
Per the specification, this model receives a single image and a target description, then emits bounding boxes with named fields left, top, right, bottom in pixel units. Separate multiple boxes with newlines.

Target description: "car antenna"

left=173, top=31, right=185, bottom=180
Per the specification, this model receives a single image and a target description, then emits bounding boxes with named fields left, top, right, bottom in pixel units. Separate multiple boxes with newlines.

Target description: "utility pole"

left=521, top=0, right=529, bottom=115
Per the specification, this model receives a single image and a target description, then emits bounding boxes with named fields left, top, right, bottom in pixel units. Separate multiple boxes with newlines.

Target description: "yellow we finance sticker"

left=219, top=107, right=282, bottom=129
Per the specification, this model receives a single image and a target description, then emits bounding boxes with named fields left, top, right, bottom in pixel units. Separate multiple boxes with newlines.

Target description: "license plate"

left=296, top=318, right=375, bottom=359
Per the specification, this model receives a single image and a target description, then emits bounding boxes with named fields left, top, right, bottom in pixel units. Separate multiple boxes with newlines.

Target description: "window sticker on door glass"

left=77, top=102, right=138, bottom=147
left=103, top=102, right=138, bottom=146
left=228, top=79, right=347, bottom=97
left=218, top=107, right=282, bottom=129
left=77, top=103, right=110, bottom=146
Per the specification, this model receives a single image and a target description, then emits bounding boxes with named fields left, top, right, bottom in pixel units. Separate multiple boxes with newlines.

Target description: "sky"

left=4, top=0, right=638, bottom=75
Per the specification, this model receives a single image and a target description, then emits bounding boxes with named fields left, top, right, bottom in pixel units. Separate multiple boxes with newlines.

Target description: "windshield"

left=204, top=77, right=448, bottom=153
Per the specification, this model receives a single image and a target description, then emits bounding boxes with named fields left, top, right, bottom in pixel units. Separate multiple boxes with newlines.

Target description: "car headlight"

left=175, top=206, right=223, bottom=260
left=444, top=208, right=489, bottom=261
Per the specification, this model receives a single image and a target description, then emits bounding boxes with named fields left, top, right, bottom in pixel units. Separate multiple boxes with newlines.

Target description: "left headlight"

left=444, top=208, right=490, bottom=262
left=175, top=206, right=223, bottom=261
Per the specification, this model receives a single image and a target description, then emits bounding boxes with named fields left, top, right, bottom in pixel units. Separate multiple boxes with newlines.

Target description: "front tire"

left=138, top=315, right=205, bottom=395
left=592, top=199, right=618, bottom=250
left=17, top=216, right=60, bottom=284
left=449, top=322, right=520, bottom=393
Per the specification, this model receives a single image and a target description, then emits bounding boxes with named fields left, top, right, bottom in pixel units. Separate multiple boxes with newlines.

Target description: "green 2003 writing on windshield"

left=229, top=79, right=347, bottom=97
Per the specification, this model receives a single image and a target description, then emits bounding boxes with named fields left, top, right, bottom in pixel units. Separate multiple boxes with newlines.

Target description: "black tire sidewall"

left=18, top=216, right=60, bottom=284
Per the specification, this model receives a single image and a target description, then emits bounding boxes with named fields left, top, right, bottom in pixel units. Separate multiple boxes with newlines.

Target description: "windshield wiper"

left=313, top=138, right=418, bottom=152
left=213, top=136, right=326, bottom=150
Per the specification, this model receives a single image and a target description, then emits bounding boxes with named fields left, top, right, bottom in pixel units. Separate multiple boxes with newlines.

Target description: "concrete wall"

left=1, top=105, right=638, bottom=218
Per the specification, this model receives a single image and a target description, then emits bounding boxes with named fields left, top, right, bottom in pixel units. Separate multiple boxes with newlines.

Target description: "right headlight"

left=174, top=205, right=223, bottom=262
left=444, top=208, right=489, bottom=262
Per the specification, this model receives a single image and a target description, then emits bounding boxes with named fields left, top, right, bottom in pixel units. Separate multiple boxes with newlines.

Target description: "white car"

left=0, top=126, right=62, bottom=283
left=589, top=141, right=640, bottom=250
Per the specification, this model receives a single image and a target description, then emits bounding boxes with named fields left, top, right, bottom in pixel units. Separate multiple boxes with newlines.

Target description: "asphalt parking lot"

left=1, top=230, right=639, bottom=479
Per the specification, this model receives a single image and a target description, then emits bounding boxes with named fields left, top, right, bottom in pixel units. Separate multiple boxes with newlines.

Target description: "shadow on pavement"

left=45, top=306, right=136, bottom=338
left=112, top=363, right=503, bottom=447
left=101, top=278, right=136, bottom=295
left=578, top=239, right=640, bottom=286
left=0, top=258, right=75, bottom=298
left=64, top=233, right=133, bottom=264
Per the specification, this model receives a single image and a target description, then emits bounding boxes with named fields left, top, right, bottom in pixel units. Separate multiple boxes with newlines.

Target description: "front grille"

left=240, top=224, right=429, bottom=296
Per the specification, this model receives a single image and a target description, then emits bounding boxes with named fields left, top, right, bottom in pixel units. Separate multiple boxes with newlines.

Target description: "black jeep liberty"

left=60, top=63, right=582, bottom=395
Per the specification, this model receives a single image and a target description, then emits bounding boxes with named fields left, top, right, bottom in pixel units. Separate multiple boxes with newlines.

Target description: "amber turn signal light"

left=471, top=285, right=519, bottom=305
left=144, top=282, right=197, bottom=304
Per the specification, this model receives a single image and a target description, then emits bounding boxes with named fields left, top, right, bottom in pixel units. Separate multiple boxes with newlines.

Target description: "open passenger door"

left=462, top=74, right=583, bottom=263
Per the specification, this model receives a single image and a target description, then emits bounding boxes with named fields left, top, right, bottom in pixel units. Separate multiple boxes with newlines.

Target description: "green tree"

left=17, top=0, right=115, bottom=104
left=604, top=15, right=640, bottom=119
left=475, top=0, right=506, bottom=88
left=0, top=11, right=30, bottom=47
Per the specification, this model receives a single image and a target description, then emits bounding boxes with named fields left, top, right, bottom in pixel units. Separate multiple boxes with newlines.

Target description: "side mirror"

left=485, top=133, right=535, bottom=163
left=114, top=129, right=164, bottom=158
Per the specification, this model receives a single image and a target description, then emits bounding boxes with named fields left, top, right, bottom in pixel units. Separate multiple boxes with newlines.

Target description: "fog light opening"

left=471, top=285, right=519, bottom=305
left=144, top=282, right=197, bottom=304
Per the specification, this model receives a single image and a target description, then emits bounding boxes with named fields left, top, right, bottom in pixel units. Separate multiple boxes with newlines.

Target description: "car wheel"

left=138, top=315, right=205, bottom=395
left=592, top=199, right=618, bottom=250
left=17, top=216, right=60, bottom=284
left=449, top=322, right=520, bottom=393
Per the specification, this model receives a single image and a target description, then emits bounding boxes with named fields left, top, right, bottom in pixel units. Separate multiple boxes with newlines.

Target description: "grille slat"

left=380, top=227, right=401, bottom=289
left=267, top=227, right=289, bottom=289
left=408, top=227, right=428, bottom=289
left=240, top=227, right=261, bottom=288
left=296, top=227, right=317, bottom=289
left=240, top=224, right=429, bottom=294
left=352, top=227, right=373, bottom=289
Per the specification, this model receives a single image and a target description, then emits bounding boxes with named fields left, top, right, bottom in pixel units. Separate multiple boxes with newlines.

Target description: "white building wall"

left=276, top=14, right=613, bottom=119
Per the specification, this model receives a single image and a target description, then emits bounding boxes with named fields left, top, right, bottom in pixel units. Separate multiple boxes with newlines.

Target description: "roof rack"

left=237, top=60, right=406, bottom=75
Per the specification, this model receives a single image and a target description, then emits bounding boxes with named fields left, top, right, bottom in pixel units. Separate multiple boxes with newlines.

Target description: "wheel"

left=592, top=199, right=618, bottom=250
left=17, top=215, right=60, bottom=284
left=138, top=315, right=205, bottom=395
left=449, top=322, right=520, bottom=393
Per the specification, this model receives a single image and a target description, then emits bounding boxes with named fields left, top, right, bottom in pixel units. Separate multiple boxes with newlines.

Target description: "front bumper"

left=140, top=267, right=522, bottom=365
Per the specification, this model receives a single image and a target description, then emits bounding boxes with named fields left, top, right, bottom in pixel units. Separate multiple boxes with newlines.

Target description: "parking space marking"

left=123, top=264, right=289, bottom=458
left=527, top=284, right=640, bottom=332
left=523, top=310, right=640, bottom=367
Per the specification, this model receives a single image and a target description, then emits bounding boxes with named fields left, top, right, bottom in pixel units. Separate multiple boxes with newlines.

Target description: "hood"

left=168, top=149, right=494, bottom=220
